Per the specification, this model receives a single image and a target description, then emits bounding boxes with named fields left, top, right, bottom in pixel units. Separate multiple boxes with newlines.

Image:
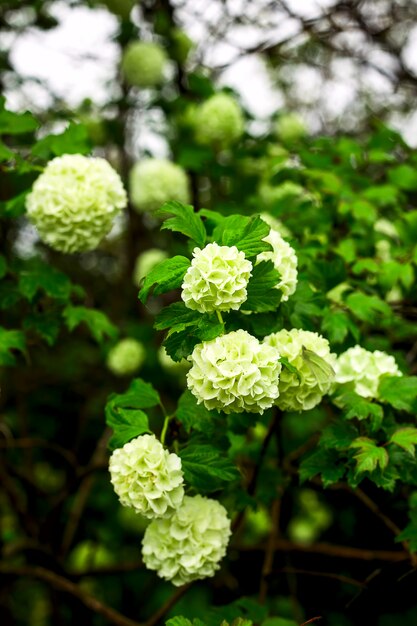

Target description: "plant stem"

left=160, top=415, right=171, bottom=445
left=216, top=310, right=224, bottom=325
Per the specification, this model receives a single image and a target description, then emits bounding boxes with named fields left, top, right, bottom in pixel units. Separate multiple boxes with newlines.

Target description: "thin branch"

left=0, top=564, right=143, bottom=626
left=259, top=498, right=281, bottom=603
left=144, top=584, right=191, bottom=626
left=273, top=566, right=366, bottom=589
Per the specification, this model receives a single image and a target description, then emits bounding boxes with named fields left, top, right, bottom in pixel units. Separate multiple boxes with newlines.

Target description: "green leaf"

left=139, top=256, right=190, bottom=303
left=378, top=376, right=417, bottom=413
left=163, top=328, right=200, bottom=362
left=166, top=618, right=193, bottom=626
left=389, top=428, right=417, bottom=456
left=176, top=390, right=221, bottom=434
left=299, top=448, right=345, bottom=487
left=107, top=378, right=161, bottom=412
left=18, top=262, right=72, bottom=302
left=23, top=311, right=61, bottom=346
left=0, top=102, right=38, bottom=135
left=63, top=306, right=118, bottom=343
left=396, top=511, right=417, bottom=552
left=179, top=443, right=240, bottom=492
left=155, top=302, right=200, bottom=333
left=350, top=437, right=389, bottom=473
left=107, top=408, right=150, bottom=450
left=346, top=292, right=391, bottom=324
left=0, top=141, right=15, bottom=162
left=319, top=421, right=358, bottom=451
left=31, top=123, right=91, bottom=158
left=244, top=261, right=282, bottom=312
left=388, top=164, right=417, bottom=191
left=213, top=215, right=271, bottom=259
left=0, top=191, right=30, bottom=218
left=321, top=309, right=356, bottom=344
left=157, top=201, right=206, bottom=247
left=338, top=392, right=384, bottom=430
left=0, top=328, right=26, bottom=366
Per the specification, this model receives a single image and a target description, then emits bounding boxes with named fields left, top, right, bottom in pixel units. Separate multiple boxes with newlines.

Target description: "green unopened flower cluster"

left=181, top=243, right=253, bottom=313
left=334, top=345, right=401, bottom=398
left=195, top=93, right=244, bottom=148
left=121, top=41, right=167, bottom=88
left=257, top=224, right=298, bottom=301
left=106, top=338, right=146, bottom=376
left=26, top=154, right=127, bottom=253
left=109, top=434, right=184, bottom=519
left=187, top=329, right=282, bottom=414
left=142, top=495, right=231, bottom=586
left=129, top=158, right=190, bottom=213
left=264, top=329, right=336, bottom=412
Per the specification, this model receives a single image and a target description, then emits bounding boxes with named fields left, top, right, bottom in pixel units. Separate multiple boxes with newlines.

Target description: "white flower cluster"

left=26, top=154, right=127, bottom=253
left=195, top=93, right=244, bottom=148
left=142, top=495, right=231, bottom=586
left=257, top=223, right=298, bottom=302
left=187, top=329, right=282, bottom=414
left=264, top=329, right=336, bottom=412
left=109, top=434, right=184, bottom=519
left=106, top=338, right=146, bottom=376
left=181, top=243, right=253, bottom=313
left=121, top=41, right=167, bottom=88
left=334, top=345, right=401, bottom=399
left=129, top=158, right=190, bottom=213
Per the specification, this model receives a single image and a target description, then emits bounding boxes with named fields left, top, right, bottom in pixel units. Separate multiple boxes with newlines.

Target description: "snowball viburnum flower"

left=129, top=159, right=190, bottom=213
left=121, top=41, right=167, bottom=88
left=109, top=434, right=184, bottom=519
left=106, top=339, right=146, bottom=376
left=26, top=154, right=127, bottom=253
left=133, top=248, right=168, bottom=287
left=195, top=93, right=244, bottom=148
left=187, top=329, right=282, bottom=414
left=142, top=495, right=231, bottom=586
left=334, top=345, right=402, bottom=399
left=181, top=243, right=252, bottom=313
left=264, top=329, right=336, bottom=412
left=256, top=222, right=298, bottom=302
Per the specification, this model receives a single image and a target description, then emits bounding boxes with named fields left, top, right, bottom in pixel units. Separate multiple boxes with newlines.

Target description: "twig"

left=273, top=566, right=366, bottom=589
left=0, top=564, right=142, bottom=626
left=259, top=498, right=281, bottom=603
left=144, top=584, right=191, bottom=626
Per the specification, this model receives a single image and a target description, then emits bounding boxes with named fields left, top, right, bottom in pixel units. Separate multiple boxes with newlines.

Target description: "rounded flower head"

left=107, top=338, right=146, bottom=376
left=142, top=495, right=231, bottom=586
left=195, top=93, right=244, bottom=148
left=109, top=434, right=184, bottom=519
left=275, top=113, right=307, bottom=143
left=334, top=345, right=401, bottom=399
left=121, top=41, right=167, bottom=88
left=26, top=154, right=127, bottom=253
left=133, top=248, right=168, bottom=287
left=256, top=222, right=298, bottom=302
left=260, top=212, right=292, bottom=239
left=129, top=158, right=190, bottom=213
left=181, top=243, right=252, bottom=313
left=264, top=329, right=336, bottom=412
left=187, top=329, right=282, bottom=414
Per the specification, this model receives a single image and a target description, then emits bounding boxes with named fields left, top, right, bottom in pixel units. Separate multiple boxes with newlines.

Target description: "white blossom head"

left=142, top=494, right=231, bottom=586
left=133, top=248, right=168, bottom=287
left=121, top=41, right=167, bottom=88
left=260, top=212, right=292, bottom=239
left=129, top=159, right=190, bottom=213
left=264, top=329, right=336, bottom=412
left=109, top=434, right=184, bottom=519
left=187, top=329, right=282, bottom=414
left=181, top=242, right=252, bottom=314
left=256, top=224, right=298, bottom=302
left=26, top=154, right=127, bottom=253
left=106, top=338, right=146, bottom=376
left=195, top=93, right=244, bottom=148
left=334, top=345, right=401, bottom=399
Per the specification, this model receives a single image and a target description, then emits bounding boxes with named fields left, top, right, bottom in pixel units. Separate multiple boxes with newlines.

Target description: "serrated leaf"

left=23, top=311, right=61, bottom=346
left=139, top=256, right=190, bottom=303
left=321, top=309, right=355, bottom=344
left=156, top=201, right=206, bottom=247
left=107, top=408, right=150, bottom=451
left=177, top=390, right=221, bottom=434
left=299, top=448, right=345, bottom=487
left=244, top=260, right=282, bottom=312
left=107, top=378, right=161, bottom=413
left=389, top=428, right=417, bottom=456
left=0, top=327, right=26, bottom=366
left=346, top=292, right=391, bottom=324
left=18, top=262, right=72, bottom=302
left=378, top=376, right=417, bottom=413
left=63, top=306, right=118, bottom=343
left=213, top=215, right=271, bottom=259
left=319, top=421, right=358, bottom=450
left=166, top=618, right=193, bottom=626
left=179, top=444, right=240, bottom=492
left=163, top=328, right=200, bottom=362
left=155, top=302, right=200, bottom=332
left=31, top=123, right=91, bottom=158
left=350, top=437, right=389, bottom=473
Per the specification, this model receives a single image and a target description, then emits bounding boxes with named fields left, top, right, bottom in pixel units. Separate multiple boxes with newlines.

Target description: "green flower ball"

left=121, top=41, right=167, bottom=88
left=275, top=113, right=307, bottom=143
left=133, top=248, right=168, bottom=287
left=26, top=154, right=127, bottom=254
left=129, top=158, right=190, bottom=213
left=106, top=338, right=146, bottom=376
left=195, top=93, right=244, bottom=148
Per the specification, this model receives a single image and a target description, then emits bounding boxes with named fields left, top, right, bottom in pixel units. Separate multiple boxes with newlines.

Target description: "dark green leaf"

left=19, top=262, right=72, bottom=302
left=0, top=328, right=26, bottom=366
left=63, top=306, right=118, bottom=343
left=177, top=390, right=221, bottom=434
left=389, top=428, right=417, bottom=456
left=378, top=376, right=417, bottom=413
left=244, top=261, right=282, bottom=312
left=179, top=444, right=240, bottom=492
left=299, top=449, right=345, bottom=487
left=213, top=215, right=271, bottom=259
left=139, top=256, right=190, bottom=303
left=157, top=201, right=206, bottom=247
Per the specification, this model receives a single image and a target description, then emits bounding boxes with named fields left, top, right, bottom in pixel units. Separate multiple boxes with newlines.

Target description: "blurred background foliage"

left=2, top=1, right=417, bottom=625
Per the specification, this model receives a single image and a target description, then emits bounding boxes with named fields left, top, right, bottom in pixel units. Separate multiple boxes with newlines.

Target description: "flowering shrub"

left=194, top=93, right=244, bottom=147
left=129, top=158, right=190, bottom=213
left=142, top=495, right=231, bottom=585
left=334, top=345, right=401, bottom=398
left=26, top=154, right=127, bottom=253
